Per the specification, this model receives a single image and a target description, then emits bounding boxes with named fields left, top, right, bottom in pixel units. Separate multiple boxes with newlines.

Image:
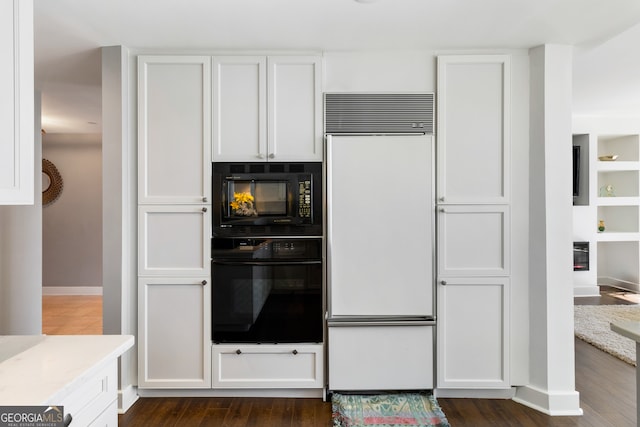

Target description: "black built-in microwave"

left=212, top=162, right=322, bottom=237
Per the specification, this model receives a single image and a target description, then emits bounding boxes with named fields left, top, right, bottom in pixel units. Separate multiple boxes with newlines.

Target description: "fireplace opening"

left=574, top=241, right=589, bottom=271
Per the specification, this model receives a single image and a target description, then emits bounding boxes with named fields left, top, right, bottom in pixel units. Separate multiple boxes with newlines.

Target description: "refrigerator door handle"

left=327, top=319, right=436, bottom=327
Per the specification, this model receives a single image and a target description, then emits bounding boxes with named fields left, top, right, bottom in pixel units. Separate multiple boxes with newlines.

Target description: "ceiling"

left=34, top=0, right=640, bottom=134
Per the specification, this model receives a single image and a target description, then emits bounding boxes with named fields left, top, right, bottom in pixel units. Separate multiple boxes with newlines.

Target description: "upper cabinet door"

left=437, top=55, right=511, bottom=204
left=0, top=0, right=34, bottom=205
left=138, top=56, right=211, bottom=204
left=212, top=56, right=267, bottom=162
left=267, top=56, right=323, bottom=162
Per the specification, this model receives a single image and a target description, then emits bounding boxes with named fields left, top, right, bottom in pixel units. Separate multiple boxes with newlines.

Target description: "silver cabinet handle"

left=235, top=349, right=242, bottom=355
left=268, top=153, right=275, bottom=159
left=202, top=207, right=208, bottom=213
left=201, top=280, right=207, bottom=286
left=202, top=196, right=208, bottom=203
left=441, top=280, right=447, bottom=286
left=439, top=208, right=445, bottom=213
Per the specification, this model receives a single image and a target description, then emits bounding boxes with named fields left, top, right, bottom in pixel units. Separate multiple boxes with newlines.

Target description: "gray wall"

left=42, top=133, right=102, bottom=291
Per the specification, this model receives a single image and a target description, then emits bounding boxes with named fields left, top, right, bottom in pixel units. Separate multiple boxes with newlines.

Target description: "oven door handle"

left=211, top=260, right=322, bottom=266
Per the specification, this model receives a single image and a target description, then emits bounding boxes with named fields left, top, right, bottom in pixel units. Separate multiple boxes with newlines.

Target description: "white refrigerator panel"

left=326, top=135, right=434, bottom=317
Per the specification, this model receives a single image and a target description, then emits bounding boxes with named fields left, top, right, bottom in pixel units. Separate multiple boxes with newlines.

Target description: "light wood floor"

left=42, top=295, right=102, bottom=335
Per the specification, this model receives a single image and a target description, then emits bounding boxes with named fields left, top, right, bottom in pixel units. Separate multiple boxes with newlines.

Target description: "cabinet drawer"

left=58, top=360, right=117, bottom=427
left=328, top=325, right=434, bottom=391
left=212, top=344, right=323, bottom=388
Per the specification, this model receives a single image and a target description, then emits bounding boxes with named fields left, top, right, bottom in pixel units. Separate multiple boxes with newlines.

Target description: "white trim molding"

left=42, top=286, right=103, bottom=296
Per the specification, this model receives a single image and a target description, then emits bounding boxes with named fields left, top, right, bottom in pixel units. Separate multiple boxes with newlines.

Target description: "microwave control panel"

left=298, top=180, right=312, bottom=218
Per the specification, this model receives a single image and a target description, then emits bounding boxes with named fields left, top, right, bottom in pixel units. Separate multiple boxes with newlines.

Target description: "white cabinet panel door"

left=268, top=56, right=322, bottom=161
left=437, top=205, right=510, bottom=277
left=212, top=344, right=323, bottom=389
left=212, top=56, right=267, bottom=161
left=327, top=135, right=434, bottom=317
left=138, top=205, right=211, bottom=276
left=0, top=0, right=33, bottom=205
left=437, top=278, right=510, bottom=389
left=437, top=55, right=510, bottom=204
left=329, top=325, right=434, bottom=390
left=138, top=56, right=211, bottom=204
left=138, top=277, right=211, bottom=388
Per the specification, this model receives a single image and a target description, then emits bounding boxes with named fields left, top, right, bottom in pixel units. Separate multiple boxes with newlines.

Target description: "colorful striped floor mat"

left=332, top=392, right=450, bottom=427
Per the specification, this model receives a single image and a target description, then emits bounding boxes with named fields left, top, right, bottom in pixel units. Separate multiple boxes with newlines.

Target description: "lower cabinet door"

left=437, top=277, right=510, bottom=389
left=328, top=325, right=434, bottom=391
left=138, top=277, right=212, bottom=388
left=212, top=344, right=323, bottom=388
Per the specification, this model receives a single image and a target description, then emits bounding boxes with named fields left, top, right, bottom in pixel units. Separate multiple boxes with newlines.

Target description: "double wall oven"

left=211, top=162, right=323, bottom=344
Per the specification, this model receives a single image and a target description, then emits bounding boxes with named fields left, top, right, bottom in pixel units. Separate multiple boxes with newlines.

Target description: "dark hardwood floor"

left=120, top=287, right=638, bottom=426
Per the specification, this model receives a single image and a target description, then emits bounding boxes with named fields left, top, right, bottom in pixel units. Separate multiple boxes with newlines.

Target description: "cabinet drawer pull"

left=202, top=207, right=208, bottom=213
left=201, top=280, right=207, bottom=286
left=202, top=196, right=208, bottom=203
left=268, top=153, right=275, bottom=159
left=235, top=349, right=242, bottom=355
left=257, top=153, right=265, bottom=159
left=292, top=349, right=298, bottom=355
left=439, top=208, right=445, bottom=213
left=63, top=413, right=72, bottom=426
left=440, top=280, right=447, bottom=286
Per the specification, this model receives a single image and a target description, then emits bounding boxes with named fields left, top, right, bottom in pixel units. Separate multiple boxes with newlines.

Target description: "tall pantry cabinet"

left=137, top=56, right=212, bottom=388
left=436, top=55, right=512, bottom=392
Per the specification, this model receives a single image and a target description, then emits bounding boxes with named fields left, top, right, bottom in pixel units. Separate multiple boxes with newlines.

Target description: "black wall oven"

left=212, top=162, right=323, bottom=344
left=211, top=237, right=323, bottom=343
left=212, top=162, right=322, bottom=237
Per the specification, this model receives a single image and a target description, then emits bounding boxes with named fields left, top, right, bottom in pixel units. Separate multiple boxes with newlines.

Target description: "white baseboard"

left=435, top=388, right=515, bottom=399
left=119, top=385, right=139, bottom=414
left=513, top=385, right=583, bottom=416
left=573, top=286, right=600, bottom=297
left=42, top=286, right=103, bottom=296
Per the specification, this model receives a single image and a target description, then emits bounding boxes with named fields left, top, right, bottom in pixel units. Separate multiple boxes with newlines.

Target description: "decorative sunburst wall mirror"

left=42, top=158, right=63, bottom=206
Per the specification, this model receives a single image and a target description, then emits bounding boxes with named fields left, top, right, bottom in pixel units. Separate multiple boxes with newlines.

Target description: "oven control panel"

left=298, top=180, right=312, bottom=218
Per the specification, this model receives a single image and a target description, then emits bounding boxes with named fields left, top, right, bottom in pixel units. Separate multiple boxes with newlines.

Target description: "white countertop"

left=610, top=321, right=640, bottom=343
left=0, top=334, right=134, bottom=405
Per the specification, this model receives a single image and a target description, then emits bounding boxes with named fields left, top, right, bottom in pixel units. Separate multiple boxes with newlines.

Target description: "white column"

left=102, top=45, right=138, bottom=411
left=513, top=44, right=582, bottom=415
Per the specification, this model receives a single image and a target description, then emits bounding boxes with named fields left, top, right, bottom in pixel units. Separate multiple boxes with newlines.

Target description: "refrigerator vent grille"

left=324, top=93, right=434, bottom=135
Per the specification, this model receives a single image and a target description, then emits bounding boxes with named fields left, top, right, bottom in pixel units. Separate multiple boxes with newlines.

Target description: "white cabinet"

left=137, top=56, right=212, bottom=390
left=138, top=277, right=212, bottom=388
left=212, top=344, right=323, bottom=389
left=328, top=325, right=434, bottom=391
left=138, top=55, right=211, bottom=204
left=0, top=0, right=33, bottom=205
left=437, top=54, right=510, bottom=205
left=59, top=360, right=118, bottom=427
left=437, top=278, right=510, bottom=389
left=436, top=54, right=512, bottom=392
left=212, top=55, right=322, bottom=162
left=437, top=205, right=510, bottom=277
left=138, top=205, right=211, bottom=277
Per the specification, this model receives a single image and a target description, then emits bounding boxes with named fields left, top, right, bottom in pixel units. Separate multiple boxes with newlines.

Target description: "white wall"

left=0, top=93, right=42, bottom=334
left=42, top=133, right=102, bottom=292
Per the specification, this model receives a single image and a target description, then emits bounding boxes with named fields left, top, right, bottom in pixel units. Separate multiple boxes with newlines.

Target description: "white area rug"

left=574, top=304, right=640, bottom=366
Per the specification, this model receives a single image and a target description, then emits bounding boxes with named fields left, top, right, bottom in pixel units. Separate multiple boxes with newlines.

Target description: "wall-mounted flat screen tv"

left=573, top=145, right=580, bottom=198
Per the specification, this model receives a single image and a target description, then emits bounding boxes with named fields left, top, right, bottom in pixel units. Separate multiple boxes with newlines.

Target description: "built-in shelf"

left=597, top=134, right=640, bottom=162
left=573, top=132, right=640, bottom=296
